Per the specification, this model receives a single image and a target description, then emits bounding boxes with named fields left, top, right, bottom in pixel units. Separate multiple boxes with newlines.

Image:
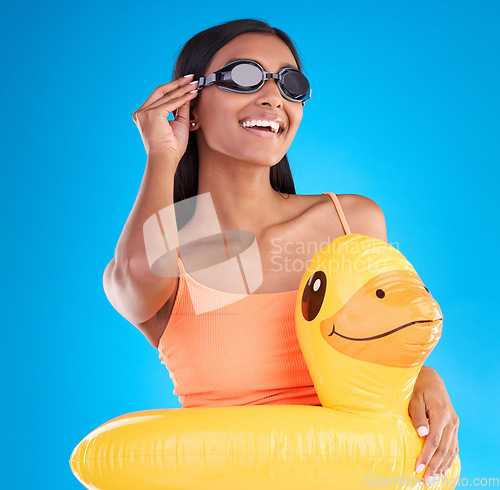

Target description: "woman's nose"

left=255, top=79, right=283, bottom=108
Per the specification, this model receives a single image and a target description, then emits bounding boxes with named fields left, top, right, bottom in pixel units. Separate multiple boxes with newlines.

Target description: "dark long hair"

left=172, top=19, right=302, bottom=204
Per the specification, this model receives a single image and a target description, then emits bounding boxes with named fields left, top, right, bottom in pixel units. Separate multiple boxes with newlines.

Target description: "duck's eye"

left=376, top=289, right=385, bottom=299
left=301, top=270, right=327, bottom=321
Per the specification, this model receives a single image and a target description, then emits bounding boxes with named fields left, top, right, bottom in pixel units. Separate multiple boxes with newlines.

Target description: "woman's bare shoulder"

left=336, top=194, right=388, bottom=242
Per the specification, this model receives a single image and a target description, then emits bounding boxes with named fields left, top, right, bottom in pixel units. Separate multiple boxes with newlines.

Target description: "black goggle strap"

left=198, top=72, right=223, bottom=90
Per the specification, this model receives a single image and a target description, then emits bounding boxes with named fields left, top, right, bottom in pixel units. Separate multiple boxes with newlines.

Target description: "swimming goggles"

left=197, top=59, right=312, bottom=104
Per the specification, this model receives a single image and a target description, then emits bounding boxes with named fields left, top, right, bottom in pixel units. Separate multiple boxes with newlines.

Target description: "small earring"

left=191, top=122, right=196, bottom=127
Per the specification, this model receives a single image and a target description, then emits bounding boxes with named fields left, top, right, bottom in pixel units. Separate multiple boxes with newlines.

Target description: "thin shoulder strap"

left=322, top=192, right=352, bottom=235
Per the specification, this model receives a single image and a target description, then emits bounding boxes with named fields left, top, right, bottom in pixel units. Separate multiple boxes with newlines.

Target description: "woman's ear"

left=189, top=100, right=199, bottom=130
left=189, top=113, right=199, bottom=131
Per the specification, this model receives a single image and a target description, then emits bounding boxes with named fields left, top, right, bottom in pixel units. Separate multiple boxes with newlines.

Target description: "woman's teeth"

left=240, top=119, right=281, bottom=133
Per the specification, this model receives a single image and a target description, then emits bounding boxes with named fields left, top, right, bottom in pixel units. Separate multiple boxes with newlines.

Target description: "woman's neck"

left=197, top=153, right=290, bottom=235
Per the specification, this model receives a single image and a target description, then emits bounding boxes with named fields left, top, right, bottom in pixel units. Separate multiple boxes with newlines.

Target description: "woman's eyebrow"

left=223, top=58, right=298, bottom=70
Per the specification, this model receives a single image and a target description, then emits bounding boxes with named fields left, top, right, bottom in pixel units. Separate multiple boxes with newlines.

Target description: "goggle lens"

left=231, top=64, right=262, bottom=88
left=281, top=70, right=310, bottom=99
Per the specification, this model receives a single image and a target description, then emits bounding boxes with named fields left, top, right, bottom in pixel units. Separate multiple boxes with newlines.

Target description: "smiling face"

left=191, top=33, right=304, bottom=167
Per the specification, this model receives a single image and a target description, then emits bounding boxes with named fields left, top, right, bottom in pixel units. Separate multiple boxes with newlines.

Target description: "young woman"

left=103, top=19, right=459, bottom=482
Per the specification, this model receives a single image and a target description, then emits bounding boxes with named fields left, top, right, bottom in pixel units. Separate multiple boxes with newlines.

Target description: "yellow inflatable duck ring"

left=70, top=234, right=460, bottom=489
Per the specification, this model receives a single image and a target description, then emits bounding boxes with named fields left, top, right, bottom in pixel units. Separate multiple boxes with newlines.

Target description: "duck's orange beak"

left=319, top=270, right=442, bottom=367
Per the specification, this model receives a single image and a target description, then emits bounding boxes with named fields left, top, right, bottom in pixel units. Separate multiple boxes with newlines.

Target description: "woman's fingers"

left=132, top=88, right=198, bottom=131
left=134, top=74, right=195, bottom=114
left=132, top=79, right=198, bottom=128
left=173, top=96, right=192, bottom=126
left=414, top=403, right=460, bottom=485
left=407, top=366, right=460, bottom=484
left=422, top=423, right=454, bottom=480
left=415, top=418, right=444, bottom=477
left=143, top=88, right=198, bottom=116
left=436, top=424, right=460, bottom=476
left=143, top=80, right=199, bottom=112
left=408, top=390, right=430, bottom=439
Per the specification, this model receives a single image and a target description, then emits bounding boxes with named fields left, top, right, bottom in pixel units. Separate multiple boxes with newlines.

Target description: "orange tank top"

left=157, top=192, right=352, bottom=408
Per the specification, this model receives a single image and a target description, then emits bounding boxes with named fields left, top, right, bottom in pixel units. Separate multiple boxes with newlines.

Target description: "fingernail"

left=184, top=74, right=194, bottom=78
left=416, top=463, right=425, bottom=474
left=417, top=426, right=429, bottom=437
left=444, top=467, right=451, bottom=476
left=189, top=80, right=199, bottom=85
left=189, top=89, right=198, bottom=93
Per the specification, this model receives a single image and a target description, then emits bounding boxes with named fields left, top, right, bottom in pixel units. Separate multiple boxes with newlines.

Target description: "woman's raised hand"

left=132, top=74, right=199, bottom=163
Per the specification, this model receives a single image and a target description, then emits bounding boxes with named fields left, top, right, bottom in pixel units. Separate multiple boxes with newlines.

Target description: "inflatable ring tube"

left=70, top=234, right=461, bottom=490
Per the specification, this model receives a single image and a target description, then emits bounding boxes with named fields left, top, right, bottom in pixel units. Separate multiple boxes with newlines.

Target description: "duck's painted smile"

left=327, top=318, right=443, bottom=341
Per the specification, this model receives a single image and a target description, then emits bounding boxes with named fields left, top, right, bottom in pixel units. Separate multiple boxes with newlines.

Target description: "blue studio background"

left=2, top=0, right=498, bottom=488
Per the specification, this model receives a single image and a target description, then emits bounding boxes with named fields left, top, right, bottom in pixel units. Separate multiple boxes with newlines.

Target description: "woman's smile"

left=239, top=114, right=285, bottom=138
